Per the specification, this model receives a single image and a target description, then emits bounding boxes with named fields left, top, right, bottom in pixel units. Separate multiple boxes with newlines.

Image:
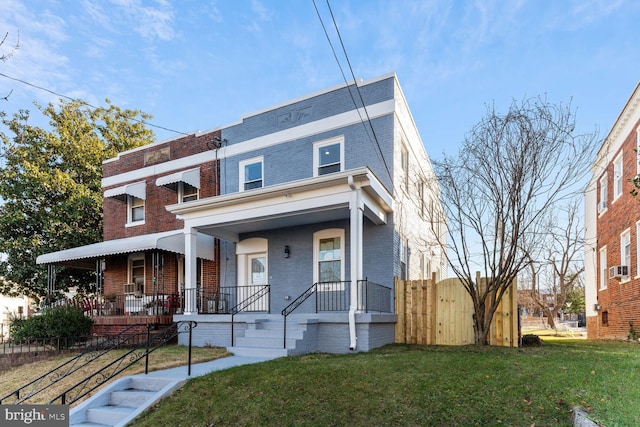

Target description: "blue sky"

left=0, top=0, right=638, bottom=160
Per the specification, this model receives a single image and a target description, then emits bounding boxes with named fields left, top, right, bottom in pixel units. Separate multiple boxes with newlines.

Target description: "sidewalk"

left=141, top=354, right=277, bottom=380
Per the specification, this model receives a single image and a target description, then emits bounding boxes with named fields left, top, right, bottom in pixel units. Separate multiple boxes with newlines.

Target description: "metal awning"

left=104, top=181, right=146, bottom=202
left=156, top=167, right=200, bottom=191
left=36, top=230, right=215, bottom=269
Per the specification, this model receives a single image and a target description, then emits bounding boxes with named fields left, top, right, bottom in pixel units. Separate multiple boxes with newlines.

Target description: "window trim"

left=598, top=173, right=608, bottom=214
left=127, top=253, right=145, bottom=295
left=313, top=136, right=344, bottom=177
left=313, top=228, right=345, bottom=288
left=599, top=246, right=607, bottom=290
left=178, top=182, right=199, bottom=203
left=613, top=153, right=623, bottom=201
left=401, top=144, right=409, bottom=190
left=127, top=195, right=145, bottom=226
left=239, top=156, right=264, bottom=192
left=621, top=228, right=631, bottom=281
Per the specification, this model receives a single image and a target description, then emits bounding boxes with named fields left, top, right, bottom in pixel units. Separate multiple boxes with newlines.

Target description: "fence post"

left=145, top=325, right=151, bottom=374
left=188, top=321, right=193, bottom=376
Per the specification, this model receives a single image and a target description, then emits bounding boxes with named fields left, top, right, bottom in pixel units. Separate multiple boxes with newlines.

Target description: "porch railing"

left=181, top=285, right=270, bottom=315
left=230, top=285, right=271, bottom=346
left=281, top=279, right=392, bottom=348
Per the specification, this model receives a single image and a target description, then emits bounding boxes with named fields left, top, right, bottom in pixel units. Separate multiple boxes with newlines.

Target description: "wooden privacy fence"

left=395, top=274, right=518, bottom=347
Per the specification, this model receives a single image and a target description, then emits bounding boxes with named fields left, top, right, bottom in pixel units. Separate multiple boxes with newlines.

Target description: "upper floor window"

left=128, top=196, right=145, bottom=224
left=239, top=157, right=263, bottom=191
left=598, top=173, right=608, bottom=213
left=401, top=145, right=409, bottom=190
left=179, top=182, right=199, bottom=203
left=314, top=137, right=343, bottom=176
left=613, top=153, right=623, bottom=199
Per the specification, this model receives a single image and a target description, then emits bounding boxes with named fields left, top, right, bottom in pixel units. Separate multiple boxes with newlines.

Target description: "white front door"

left=236, top=238, right=269, bottom=312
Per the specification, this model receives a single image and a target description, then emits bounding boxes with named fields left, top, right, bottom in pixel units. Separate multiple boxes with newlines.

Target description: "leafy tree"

left=0, top=99, right=154, bottom=297
left=433, top=97, right=597, bottom=345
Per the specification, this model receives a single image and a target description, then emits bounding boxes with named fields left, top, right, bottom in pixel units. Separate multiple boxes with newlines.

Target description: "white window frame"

left=313, top=136, right=344, bottom=177
left=401, top=144, right=409, bottom=190
left=621, top=229, right=631, bottom=281
left=613, top=153, right=623, bottom=200
left=127, top=195, right=145, bottom=226
left=598, top=173, right=608, bottom=214
left=127, top=254, right=145, bottom=295
left=637, top=126, right=640, bottom=175
left=313, top=228, right=345, bottom=290
left=178, top=182, right=199, bottom=203
left=239, top=156, right=264, bottom=191
left=636, top=222, right=640, bottom=279
left=599, top=246, right=607, bottom=290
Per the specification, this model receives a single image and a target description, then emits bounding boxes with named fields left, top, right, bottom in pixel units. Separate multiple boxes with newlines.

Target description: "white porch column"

left=184, top=227, right=198, bottom=315
left=348, top=177, right=364, bottom=350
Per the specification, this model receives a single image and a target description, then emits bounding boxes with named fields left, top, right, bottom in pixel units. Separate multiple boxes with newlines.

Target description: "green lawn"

left=131, top=340, right=640, bottom=427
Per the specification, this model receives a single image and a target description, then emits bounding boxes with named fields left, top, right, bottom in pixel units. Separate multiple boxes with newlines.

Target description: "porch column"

left=184, top=227, right=198, bottom=315
left=348, top=178, right=364, bottom=350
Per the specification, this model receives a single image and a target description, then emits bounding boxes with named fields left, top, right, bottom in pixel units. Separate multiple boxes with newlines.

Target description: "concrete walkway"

left=70, top=354, right=277, bottom=426
left=143, top=354, right=278, bottom=380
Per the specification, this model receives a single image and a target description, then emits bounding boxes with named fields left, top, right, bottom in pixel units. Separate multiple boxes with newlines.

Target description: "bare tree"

left=0, top=31, right=19, bottom=101
left=523, top=198, right=585, bottom=330
left=434, top=97, right=597, bottom=345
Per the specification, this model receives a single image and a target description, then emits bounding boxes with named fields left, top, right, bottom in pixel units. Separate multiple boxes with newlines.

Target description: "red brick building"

left=585, top=81, right=640, bottom=340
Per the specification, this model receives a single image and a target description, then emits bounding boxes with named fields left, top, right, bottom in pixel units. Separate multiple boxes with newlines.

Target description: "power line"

left=312, top=0, right=393, bottom=182
left=0, top=71, right=190, bottom=136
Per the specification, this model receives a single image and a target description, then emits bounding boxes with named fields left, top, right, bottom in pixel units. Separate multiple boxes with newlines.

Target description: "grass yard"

left=0, top=345, right=229, bottom=406
left=130, top=340, right=640, bottom=427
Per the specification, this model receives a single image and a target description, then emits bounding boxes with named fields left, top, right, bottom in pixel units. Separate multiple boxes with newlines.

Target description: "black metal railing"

left=49, top=321, right=197, bottom=406
left=356, top=279, right=393, bottom=313
left=0, top=325, right=146, bottom=405
left=280, top=279, right=392, bottom=348
left=230, top=285, right=271, bottom=346
left=281, top=281, right=350, bottom=349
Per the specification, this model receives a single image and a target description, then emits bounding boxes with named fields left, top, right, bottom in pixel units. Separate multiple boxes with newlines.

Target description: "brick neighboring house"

left=585, top=81, right=640, bottom=340
left=37, top=73, right=447, bottom=354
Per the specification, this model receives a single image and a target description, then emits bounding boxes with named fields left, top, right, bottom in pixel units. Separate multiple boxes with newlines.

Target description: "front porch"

left=86, top=279, right=395, bottom=353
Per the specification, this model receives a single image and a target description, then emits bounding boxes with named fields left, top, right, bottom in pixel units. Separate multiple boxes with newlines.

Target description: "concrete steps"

left=70, top=376, right=183, bottom=427
left=228, top=317, right=316, bottom=357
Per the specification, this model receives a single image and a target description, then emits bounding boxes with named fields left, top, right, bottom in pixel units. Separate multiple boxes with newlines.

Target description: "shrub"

left=10, top=305, right=93, bottom=348
left=521, top=334, right=543, bottom=346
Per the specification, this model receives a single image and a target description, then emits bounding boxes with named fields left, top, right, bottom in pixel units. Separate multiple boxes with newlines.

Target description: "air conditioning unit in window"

left=123, top=283, right=144, bottom=295
left=609, top=265, right=629, bottom=279
left=597, top=201, right=607, bottom=212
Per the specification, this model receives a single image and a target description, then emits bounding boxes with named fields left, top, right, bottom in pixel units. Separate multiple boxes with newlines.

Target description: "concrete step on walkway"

left=69, top=355, right=276, bottom=427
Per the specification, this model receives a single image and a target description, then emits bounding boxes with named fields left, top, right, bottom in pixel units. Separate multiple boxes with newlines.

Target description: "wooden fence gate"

left=394, top=274, right=519, bottom=347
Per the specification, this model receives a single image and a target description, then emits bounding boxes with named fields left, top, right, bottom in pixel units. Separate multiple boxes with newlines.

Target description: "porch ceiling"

left=168, top=167, right=393, bottom=242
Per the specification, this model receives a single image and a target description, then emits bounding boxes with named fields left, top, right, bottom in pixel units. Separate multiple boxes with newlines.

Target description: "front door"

left=236, top=238, right=269, bottom=312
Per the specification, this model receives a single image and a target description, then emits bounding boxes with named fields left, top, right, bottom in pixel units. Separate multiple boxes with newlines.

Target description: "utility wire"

left=0, top=71, right=190, bottom=136
left=312, top=0, right=393, bottom=182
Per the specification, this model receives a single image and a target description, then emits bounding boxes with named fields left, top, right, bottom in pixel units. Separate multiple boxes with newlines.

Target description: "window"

left=313, top=229, right=345, bottom=288
left=598, top=173, right=608, bottom=213
left=418, top=180, right=426, bottom=218
left=621, top=229, right=631, bottom=278
left=613, top=153, right=623, bottom=199
left=239, top=157, right=263, bottom=191
left=599, top=247, right=607, bottom=290
left=314, top=137, right=343, bottom=176
left=128, top=196, right=145, bottom=224
left=127, top=255, right=145, bottom=295
left=179, top=182, right=199, bottom=203
left=399, top=237, right=408, bottom=280
left=401, top=145, right=409, bottom=190
left=601, top=310, right=609, bottom=326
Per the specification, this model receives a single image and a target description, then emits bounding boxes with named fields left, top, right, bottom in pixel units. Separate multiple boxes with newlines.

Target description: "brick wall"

left=592, top=116, right=640, bottom=340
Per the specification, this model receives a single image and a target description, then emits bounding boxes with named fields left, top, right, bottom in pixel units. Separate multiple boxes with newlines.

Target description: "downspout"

left=348, top=176, right=361, bottom=351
